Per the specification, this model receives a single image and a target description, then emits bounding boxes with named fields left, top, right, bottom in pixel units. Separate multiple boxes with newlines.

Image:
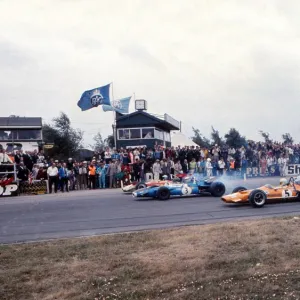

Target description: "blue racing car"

left=132, top=176, right=226, bottom=200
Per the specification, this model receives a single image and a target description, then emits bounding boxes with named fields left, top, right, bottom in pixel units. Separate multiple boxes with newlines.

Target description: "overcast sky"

left=1, top=0, right=300, bottom=146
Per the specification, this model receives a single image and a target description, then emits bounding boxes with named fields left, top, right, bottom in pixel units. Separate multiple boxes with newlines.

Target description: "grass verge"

left=1, top=217, right=300, bottom=300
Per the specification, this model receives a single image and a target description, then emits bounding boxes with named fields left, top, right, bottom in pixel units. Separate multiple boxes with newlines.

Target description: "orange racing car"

left=221, top=177, right=300, bottom=208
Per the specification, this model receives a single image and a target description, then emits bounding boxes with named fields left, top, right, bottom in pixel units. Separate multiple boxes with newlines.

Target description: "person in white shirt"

left=278, top=155, right=288, bottom=177
left=206, top=158, right=213, bottom=177
left=174, top=160, right=182, bottom=175
left=267, top=155, right=274, bottom=174
left=47, top=162, right=58, bottom=193
left=218, top=158, right=226, bottom=176
left=133, top=148, right=140, bottom=161
left=152, top=159, right=162, bottom=181
left=104, top=148, right=111, bottom=163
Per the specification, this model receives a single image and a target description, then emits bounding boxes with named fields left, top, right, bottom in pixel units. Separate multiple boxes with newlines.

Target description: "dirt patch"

left=1, top=217, right=300, bottom=299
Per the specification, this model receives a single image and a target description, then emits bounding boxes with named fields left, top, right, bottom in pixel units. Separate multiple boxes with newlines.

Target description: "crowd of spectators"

left=0, top=140, right=299, bottom=193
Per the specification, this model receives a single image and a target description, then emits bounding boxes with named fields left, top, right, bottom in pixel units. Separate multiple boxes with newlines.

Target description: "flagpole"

left=111, top=82, right=117, bottom=149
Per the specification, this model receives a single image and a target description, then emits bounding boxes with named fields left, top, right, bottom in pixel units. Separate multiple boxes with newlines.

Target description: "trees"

left=211, top=126, right=223, bottom=146
left=259, top=130, right=272, bottom=143
left=191, top=127, right=211, bottom=148
left=91, top=131, right=105, bottom=152
left=42, top=112, right=83, bottom=159
left=224, top=128, right=247, bottom=148
left=104, top=134, right=115, bottom=149
left=282, top=133, right=294, bottom=145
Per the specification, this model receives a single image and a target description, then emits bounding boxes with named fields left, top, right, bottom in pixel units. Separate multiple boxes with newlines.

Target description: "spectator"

left=132, top=158, right=141, bottom=181
left=59, top=163, right=69, bottom=192
left=218, top=157, right=226, bottom=176
left=36, top=165, right=47, bottom=180
left=152, top=159, right=161, bottom=180
left=189, top=158, right=196, bottom=174
left=206, top=158, right=213, bottom=177
left=17, top=162, right=29, bottom=182
left=88, top=161, right=96, bottom=189
left=47, top=162, right=58, bottom=193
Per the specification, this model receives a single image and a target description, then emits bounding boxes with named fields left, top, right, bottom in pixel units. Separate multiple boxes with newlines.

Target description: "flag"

left=102, top=96, right=131, bottom=114
left=77, top=83, right=111, bottom=111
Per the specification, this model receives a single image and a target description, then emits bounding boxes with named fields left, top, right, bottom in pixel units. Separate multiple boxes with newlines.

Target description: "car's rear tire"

left=136, top=182, right=147, bottom=190
left=156, top=186, right=171, bottom=200
left=209, top=182, right=226, bottom=197
left=232, top=186, right=247, bottom=193
left=249, top=189, right=266, bottom=208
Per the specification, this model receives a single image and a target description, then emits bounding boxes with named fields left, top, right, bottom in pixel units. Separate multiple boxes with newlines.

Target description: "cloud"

left=119, top=44, right=166, bottom=71
left=0, top=39, right=35, bottom=68
left=1, top=0, right=300, bottom=145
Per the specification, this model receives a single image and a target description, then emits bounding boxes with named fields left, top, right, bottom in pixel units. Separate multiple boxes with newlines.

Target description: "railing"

left=0, top=163, right=17, bottom=181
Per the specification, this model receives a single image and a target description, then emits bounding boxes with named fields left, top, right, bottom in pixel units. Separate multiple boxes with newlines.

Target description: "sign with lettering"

left=0, top=184, right=19, bottom=197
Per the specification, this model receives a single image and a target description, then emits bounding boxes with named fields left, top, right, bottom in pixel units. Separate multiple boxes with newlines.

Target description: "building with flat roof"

left=115, top=100, right=180, bottom=149
left=0, top=116, right=43, bottom=152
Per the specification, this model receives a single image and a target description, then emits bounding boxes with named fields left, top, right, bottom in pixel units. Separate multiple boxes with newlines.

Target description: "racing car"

left=221, top=177, right=300, bottom=208
left=121, top=173, right=187, bottom=193
left=132, top=176, right=226, bottom=200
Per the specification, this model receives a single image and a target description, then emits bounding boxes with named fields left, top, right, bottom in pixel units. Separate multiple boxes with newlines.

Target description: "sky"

left=1, top=0, right=300, bottom=147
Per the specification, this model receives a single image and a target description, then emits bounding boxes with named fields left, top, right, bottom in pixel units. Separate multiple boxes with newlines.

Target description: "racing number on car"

left=282, top=190, right=293, bottom=198
left=181, top=185, right=192, bottom=195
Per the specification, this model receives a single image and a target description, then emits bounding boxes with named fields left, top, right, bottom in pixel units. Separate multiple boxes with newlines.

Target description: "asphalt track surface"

left=1, top=177, right=300, bottom=244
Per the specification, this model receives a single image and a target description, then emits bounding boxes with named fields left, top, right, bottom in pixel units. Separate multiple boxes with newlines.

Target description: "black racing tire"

left=156, top=186, right=171, bottom=201
left=232, top=186, right=247, bottom=193
left=209, top=182, right=226, bottom=197
left=136, top=182, right=147, bottom=190
left=249, top=189, right=266, bottom=208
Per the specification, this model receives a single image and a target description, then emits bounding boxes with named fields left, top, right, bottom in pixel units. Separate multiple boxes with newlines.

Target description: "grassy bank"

left=1, top=217, right=300, bottom=300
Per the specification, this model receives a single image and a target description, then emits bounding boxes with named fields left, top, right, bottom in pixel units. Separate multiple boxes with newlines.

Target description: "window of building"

left=18, top=129, right=41, bottom=140
left=142, top=128, right=154, bottom=139
left=118, top=129, right=130, bottom=139
left=0, top=130, right=18, bottom=140
left=130, top=129, right=141, bottom=139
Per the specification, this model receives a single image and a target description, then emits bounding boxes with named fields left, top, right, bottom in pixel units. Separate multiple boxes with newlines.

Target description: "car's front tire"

left=156, top=186, right=171, bottom=200
left=136, top=182, right=147, bottom=190
left=249, top=189, right=266, bottom=208
left=232, top=186, right=247, bottom=193
left=209, top=182, right=226, bottom=197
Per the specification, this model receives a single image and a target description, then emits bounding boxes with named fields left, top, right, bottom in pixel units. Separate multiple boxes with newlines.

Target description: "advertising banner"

left=245, top=165, right=280, bottom=177
left=0, top=183, right=19, bottom=197
left=286, top=164, right=300, bottom=176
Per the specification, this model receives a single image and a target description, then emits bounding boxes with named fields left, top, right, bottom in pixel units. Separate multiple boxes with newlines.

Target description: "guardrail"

left=0, top=163, right=17, bottom=181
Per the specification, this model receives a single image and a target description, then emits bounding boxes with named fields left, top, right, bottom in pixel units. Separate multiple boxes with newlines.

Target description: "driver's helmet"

left=162, top=175, right=168, bottom=180
left=279, top=178, right=288, bottom=186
